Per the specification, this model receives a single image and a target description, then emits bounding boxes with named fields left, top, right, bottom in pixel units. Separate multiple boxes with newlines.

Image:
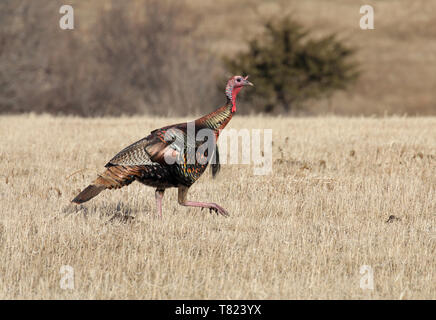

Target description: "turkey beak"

left=243, top=79, right=254, bottom=87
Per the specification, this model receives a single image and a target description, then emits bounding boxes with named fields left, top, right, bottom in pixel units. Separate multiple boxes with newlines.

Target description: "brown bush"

left=0, top=0, right=221, bottom=117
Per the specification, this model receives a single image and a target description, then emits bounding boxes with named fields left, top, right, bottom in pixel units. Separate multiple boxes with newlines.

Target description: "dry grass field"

left=0, top=114, right=435, bottom=299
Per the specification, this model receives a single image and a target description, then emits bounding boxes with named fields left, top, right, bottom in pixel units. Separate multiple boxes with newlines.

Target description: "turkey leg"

left=155, top=189, right=165, bottom=217
left=178, top=186, right=229, bottom=217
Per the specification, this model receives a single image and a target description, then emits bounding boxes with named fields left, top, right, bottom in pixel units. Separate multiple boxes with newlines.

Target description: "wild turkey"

left=72, top=75, right=253, bottom=217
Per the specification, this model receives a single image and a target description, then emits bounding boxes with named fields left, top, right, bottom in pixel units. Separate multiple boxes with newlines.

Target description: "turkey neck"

left=195, top=100, right=234, bottom=135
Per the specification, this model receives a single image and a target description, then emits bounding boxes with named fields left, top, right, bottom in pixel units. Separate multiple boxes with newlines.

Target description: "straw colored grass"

left=0, top=114, right=434, bottom=299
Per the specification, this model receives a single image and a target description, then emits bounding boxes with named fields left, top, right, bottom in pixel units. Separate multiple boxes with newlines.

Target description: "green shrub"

left=224, top=17, right=360, bottom=113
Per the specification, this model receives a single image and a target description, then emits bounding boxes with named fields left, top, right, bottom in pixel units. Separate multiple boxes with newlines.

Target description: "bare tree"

left=0, top=0, right=220, bottom=117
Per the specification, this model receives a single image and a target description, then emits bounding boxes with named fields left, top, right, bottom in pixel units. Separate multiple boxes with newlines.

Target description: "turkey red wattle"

left=231, top=86, right=243, bottom=112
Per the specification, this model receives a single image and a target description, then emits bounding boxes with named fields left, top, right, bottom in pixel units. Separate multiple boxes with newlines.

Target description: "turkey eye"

left=236, top=78, right=241, bottom=82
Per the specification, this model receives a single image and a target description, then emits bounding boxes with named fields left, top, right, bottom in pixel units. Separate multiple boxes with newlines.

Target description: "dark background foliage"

left=224, top=18, right=359, bottom=114
left=0, top=0, right=434, bottom=117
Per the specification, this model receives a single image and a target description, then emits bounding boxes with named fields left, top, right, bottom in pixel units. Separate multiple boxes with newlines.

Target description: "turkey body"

left=103, top=122, right=216, bottom=190
left=72, top=75, right=253, bottom=217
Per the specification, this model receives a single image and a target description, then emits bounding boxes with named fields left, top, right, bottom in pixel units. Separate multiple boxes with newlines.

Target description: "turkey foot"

left=184, top=201, right=229, bottom=217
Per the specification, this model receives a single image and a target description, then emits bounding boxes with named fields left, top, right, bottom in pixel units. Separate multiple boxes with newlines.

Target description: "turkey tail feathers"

left=71, top=165, right=139, bottom=204
left=72, top=184, right=106, bottom=204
